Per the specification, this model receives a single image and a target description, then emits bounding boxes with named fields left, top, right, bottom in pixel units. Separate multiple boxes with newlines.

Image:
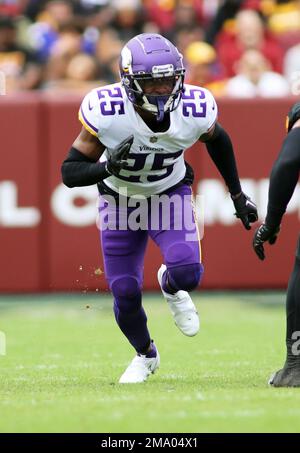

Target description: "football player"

left=62, top=33, right=258, bottom=383
left=253, top=102, right=300, bottom=387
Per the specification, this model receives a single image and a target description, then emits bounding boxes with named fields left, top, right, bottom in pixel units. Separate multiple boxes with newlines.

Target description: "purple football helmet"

left=119, top=33, right=185, bottom=121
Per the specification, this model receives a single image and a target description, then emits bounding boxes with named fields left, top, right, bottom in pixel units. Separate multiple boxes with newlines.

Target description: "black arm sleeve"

left=203, top=123, right=242, bottom=196
left=61, top=147, right=110, bottom=188
left=265, top=127, right=300, bottom=227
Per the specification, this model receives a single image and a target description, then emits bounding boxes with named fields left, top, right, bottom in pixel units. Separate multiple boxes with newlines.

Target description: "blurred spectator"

left=283, top=42, right=300, bottom=93
left=143, top=0, right=206, bottom=34
left=205, top=0, right=245, bottom=45
left=173, top=1, right=202, bottom=28
left=24, top=0, right=114, bottom=27
left=226, top=49, right=290, bottom=97
left=44, top=23, right=83, bottom=81
left=23, top=1, right=50, bottom=21
left=27, top=0, right=76, bottom=61
left=185, top=41, right=217, bottom=84
left=184, top=40, right=227, bottom=96
left=43, top=52, right=101, bottom=93
left=73, top=0, right=111, bottom=16
left=110, top=0, right=144, bottom=42
left=166, top=1, right=204, bottom=46
left=204, top=0, right=269, bottom=45
left=0, top=0, right=25, bottom=17
left=173, top=25, right=204, bottom=56
left=264, top=0, right=300, bottom=50
left=1, top=0, right=298, bottom=95
left=200, top=0, right=221, bottom=27
left=143, top=0, right=176, bottom=33
left=0, top=15, right=42, bottom=92
left=73, top=1, right=115, bottom=30
left=217, top=9, right=284, bottom=77
left=95, top=27, right=123, bottom=83
left=37, top=0, right=74, bottom=26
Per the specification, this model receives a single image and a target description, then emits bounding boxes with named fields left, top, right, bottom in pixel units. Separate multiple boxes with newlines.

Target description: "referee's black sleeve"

left=266, top=127, right=300, bottom=227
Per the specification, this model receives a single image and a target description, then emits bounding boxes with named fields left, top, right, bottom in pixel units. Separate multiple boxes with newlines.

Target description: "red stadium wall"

left=0, top=95, right=298, bottom=292
left=0, top=94, right=42, bottom=291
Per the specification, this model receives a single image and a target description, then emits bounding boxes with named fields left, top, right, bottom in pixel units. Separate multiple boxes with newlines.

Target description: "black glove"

left=253, top=223, right=280, bottom=260
left=105, top=134, right=134, bottom=176
left=232, top=192, right=258, bottom=230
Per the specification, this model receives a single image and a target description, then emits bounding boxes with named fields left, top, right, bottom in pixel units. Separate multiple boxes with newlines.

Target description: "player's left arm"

left=253, top=107, right=300, bottom=260
left=200, top=121, right=258, bottom=230
left=265, top=118, right=300, bottom=227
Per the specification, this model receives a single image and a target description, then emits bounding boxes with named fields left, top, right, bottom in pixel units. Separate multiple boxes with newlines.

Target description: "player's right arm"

left=62, top=87, right=133, bottom=188
left=61, top=127, right=134, bottom=188
left=61, top=127, right=109, bottom=188
left=62, top=87, right=110, bottom=188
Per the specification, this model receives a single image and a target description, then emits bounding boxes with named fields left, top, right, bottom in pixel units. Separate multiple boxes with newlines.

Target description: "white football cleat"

left=157, top=264, right=199, bottom=337
left=119, top=349, right=160, bottom=384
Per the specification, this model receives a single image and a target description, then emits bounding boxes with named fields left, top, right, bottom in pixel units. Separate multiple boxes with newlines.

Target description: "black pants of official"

left=286, top=234, right=300, bottom=364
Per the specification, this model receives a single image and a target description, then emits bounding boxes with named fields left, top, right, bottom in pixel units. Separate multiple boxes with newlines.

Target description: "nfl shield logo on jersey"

left=150, top=136, right=158, bottom=143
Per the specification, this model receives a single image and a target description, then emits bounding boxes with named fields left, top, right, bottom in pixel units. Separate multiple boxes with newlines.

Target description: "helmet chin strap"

left=156, top=98, right=165, bottom=122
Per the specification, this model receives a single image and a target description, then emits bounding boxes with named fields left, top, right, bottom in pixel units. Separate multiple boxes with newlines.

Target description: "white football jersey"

left=79, top=82, right=217, bottom=197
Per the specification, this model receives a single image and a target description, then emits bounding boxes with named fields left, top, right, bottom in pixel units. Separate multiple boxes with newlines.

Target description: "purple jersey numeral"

left=117, top=153, right=149, bottom=182
left=147, top=150, right=183, bottom=182
left=97, top=87, right=125, bottom=116
left=182, top=88, right=206, bottom=117
left=117, top=150, right=183, bottom=183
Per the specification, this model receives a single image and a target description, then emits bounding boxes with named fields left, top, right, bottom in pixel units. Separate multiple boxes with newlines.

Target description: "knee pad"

left=168, top=263, right=204, bottom=292
left=111, top=275, right=141, bottom=314
left=165, top=242, right=197, bottom=267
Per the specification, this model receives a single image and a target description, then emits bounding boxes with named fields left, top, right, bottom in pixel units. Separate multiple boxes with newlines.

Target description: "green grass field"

left=0, top=291, right=299, bottom=433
